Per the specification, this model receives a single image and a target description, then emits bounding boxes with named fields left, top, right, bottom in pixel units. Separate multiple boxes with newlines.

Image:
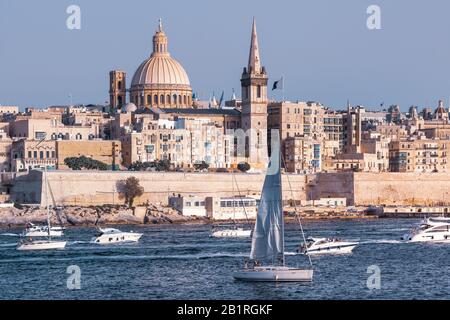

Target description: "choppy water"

left=0, top=219, right=449, bottom=300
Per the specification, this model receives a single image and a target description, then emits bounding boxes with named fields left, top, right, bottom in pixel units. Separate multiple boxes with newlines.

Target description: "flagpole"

left=282, top=76, right=285, bottom=102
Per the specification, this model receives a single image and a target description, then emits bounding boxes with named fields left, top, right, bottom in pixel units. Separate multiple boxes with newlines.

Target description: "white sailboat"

left=17, top=167, right=67, bottom=251
left=233, top=134, right=313, bottom=282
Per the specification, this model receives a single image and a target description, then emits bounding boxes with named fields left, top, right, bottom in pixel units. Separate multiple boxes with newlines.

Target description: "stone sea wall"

left=10, top=170, right=308, bottom=207
left=8, top=170, right=450, bottom=208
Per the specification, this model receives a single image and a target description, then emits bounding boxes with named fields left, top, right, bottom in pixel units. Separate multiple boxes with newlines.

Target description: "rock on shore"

left=0, top=204, right=207, bottom=226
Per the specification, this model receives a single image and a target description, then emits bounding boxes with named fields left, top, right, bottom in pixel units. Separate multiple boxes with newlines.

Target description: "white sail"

left=250, top=138, right=284, bottom=261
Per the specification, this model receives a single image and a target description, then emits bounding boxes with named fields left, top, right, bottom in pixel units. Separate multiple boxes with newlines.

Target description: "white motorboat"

left=299, top=237, right=358, bottom=255
left=402, top=217, right=450, bottom=242
left=22, top=222, right=65, bottom=237
left=17, top=167, right=67, bottom=251
left=211, top=226, right=251, bottom=238
left=17, top=239, right=67, bottom=251
left=233, top=131, right=313, bottom=282
left=90, top=227, right=143, bottom=244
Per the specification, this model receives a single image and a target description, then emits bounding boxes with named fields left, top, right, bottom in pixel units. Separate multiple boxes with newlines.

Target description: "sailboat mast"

left=45, top=167, right=50, bottom=239
left=232, top=171, right=236, bottom=223
left=279, top=151, right=285, bottom=266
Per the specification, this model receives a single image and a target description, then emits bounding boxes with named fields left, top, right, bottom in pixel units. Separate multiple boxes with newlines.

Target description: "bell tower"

left=109, top=70, right=127, bottom=110
left=240, top=18, right=268, bottom=166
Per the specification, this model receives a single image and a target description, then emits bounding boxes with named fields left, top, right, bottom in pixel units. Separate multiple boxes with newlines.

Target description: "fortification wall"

left=353, top=172, right=450, bottom=206
left=10, top=170, right=450, bottom=208
left=11, top=171, right=308, bottom=206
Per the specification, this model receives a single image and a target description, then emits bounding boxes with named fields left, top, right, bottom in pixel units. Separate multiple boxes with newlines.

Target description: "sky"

left=1, top=0, right=450, bottom=111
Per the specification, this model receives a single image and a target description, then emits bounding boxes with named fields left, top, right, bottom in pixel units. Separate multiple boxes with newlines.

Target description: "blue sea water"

left=0, top=219, right=449, bottom=300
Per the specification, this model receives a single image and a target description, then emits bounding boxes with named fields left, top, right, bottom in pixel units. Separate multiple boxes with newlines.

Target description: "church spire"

left=248, top=17, right=262, bottom=74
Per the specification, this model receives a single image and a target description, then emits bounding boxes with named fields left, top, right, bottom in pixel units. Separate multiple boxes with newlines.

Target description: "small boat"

left=299, top=237, right=358, bottom=255
left=233, top=132, right=313, bottom=282
left=90, top=227, right=143, bottom=244
left=22, top=222, right=65, bottom=237
left=402, top=217, right=450, bottom=242
left=17, top=238, right=67, bottom=251
left=211, top=225, right=252, bottom=238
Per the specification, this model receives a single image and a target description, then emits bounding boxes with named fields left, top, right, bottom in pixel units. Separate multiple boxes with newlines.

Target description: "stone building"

left=389, top=137, right=450, bottom=173
left=10, top=118, right=101, bottom=141
left=11, top=139, right=57, bottom=172
left=55, top=140, right=122, bottom=170
left=284, top=136, right=321, bottom=173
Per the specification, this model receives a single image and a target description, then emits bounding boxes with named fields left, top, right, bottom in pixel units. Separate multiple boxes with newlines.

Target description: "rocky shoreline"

left=0, top=203, right=377, bottom=227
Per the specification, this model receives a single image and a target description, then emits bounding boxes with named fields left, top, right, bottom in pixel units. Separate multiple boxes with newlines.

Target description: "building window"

left=161, top=95, right=165, bottom=104
left=28, top=151, right=32, bottom=158
left=173, top=94, right=177, bottom=105
left=39, top=151, right=44, bottom=159
left=33, top=151, right=37, bottom=158
left=154, top=95, right=158, bottom=105
left=257, top=85, right=261, bottom=98
left=147, top=95, right=151, bottom=104
left=167, top=95, right=171, bottom=104
left=35, top=132, right=46, bottom=140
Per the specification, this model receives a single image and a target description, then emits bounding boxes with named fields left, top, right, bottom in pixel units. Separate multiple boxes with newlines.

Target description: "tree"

left=194, top=161, right=209, bottom=171
left=64, top=156, right=108, bottom=170
left=121, top=177, right=144, bottom=208
left=128, top=160, right=171, bottom=172
left=154, top=159, right=171, bottom=171
left=237, top=162, right=251, bottom=172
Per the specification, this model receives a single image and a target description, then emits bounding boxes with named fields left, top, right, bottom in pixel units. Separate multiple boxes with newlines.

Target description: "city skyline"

left=3, top=0, right=450, bottom=110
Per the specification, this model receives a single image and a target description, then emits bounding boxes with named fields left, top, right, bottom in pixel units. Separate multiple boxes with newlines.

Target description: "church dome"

left=129, top=19, right=192, bottom=109
left=131, top=55, right=190, bottom=88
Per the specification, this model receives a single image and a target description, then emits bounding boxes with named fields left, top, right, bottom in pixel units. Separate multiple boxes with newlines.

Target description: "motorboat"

left=299, top=237, right=359, bottom=255
left=211, top=226, right=251, bottom=238
left=22, top=222, right=65, bottom=237
left=401, top=217, right=450, bottom=242
left=90, top=227, right=143, bottom=244
left=17, top=238, right=66, bottom=251
left=233, top=132, right=313, bottom=282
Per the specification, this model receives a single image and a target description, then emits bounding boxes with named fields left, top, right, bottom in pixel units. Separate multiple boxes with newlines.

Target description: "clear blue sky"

left=2, top=0, right=450, bottom=111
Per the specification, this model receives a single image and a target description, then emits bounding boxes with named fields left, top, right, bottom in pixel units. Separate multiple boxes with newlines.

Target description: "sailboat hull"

left=211, top=229, right=251, bottom=238
left=17, top=240, right=67, bottom=251
left=233, top=266, right=313, bottom=282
